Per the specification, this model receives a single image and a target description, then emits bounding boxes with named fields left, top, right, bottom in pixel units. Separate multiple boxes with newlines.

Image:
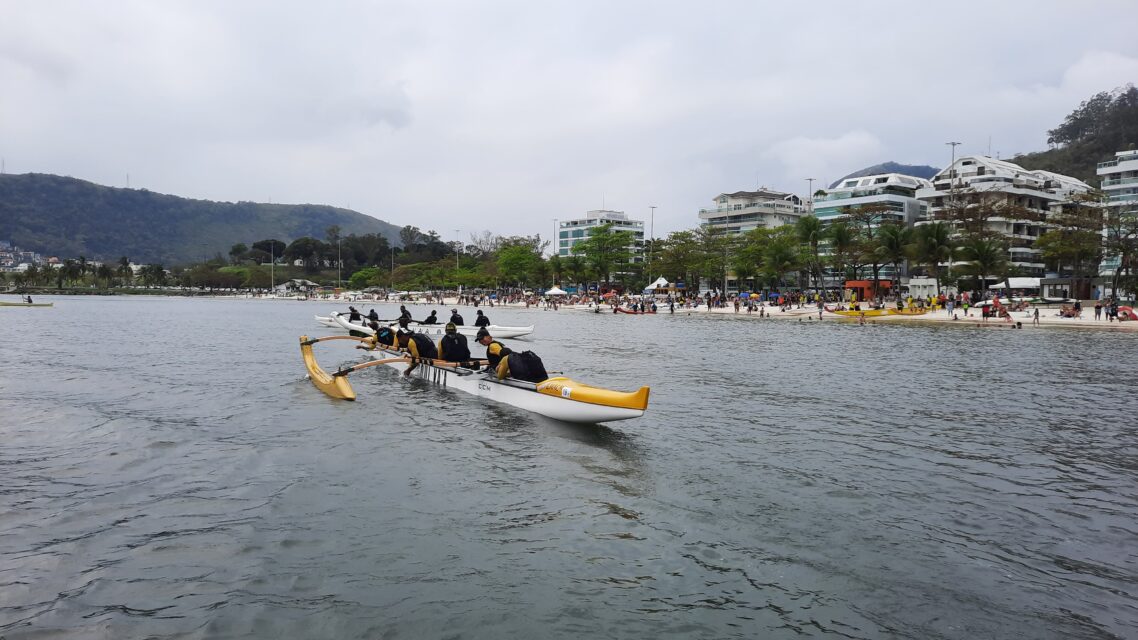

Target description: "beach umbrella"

left=750, top=293, right=760, bottom=299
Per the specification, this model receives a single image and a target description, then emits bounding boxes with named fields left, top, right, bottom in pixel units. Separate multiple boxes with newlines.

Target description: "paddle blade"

left=299, top=335, right=356, bottom=400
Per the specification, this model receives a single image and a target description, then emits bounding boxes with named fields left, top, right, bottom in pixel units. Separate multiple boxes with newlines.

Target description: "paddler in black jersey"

left=475, top=327, right=510, bottom=370
left=347, top=306, right=362, bottom=323
left=438, top=322, right=471, bottom=364
left=475, top=327, right=547, bottom=382
left=395, top=329, right=439, bottom=377
left=357, top=324, right=395, bottom=351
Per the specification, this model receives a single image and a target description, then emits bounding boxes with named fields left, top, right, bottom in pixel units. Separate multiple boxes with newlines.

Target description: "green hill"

left=829, top=162, right=940, bottom=189
left=1013, top=84, right=1138, bottom=185
left=0, top=173, right=402, bottom=265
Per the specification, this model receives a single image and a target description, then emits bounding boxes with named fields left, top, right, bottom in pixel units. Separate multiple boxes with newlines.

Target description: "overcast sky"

left=3, top=1, right=1137, bottom=243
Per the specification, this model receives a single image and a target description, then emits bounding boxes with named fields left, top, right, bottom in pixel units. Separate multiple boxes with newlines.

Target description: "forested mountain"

left=829, top=162, right=939, bottom=188
left=0, top=173, right=401, bottom=264
left=1013, top=84, right=1138, bottom=185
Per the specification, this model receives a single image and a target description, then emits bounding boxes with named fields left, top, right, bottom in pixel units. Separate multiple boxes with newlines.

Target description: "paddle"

left=301, top=335, right=369, bottom=346
left=333, top=357, right=410, bottom=376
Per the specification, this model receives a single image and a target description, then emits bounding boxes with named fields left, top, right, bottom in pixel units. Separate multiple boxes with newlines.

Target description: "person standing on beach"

left=1094, top=301, right=1102, bottom=320
left=1032, top=307, right=1040, bottom=326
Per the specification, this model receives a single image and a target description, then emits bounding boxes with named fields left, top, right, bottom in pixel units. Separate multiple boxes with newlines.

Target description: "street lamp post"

left=390, top=245, right=395, bottom=291
left=337, top=237, right=342, bottom=290
left=805, top=178, right=815, bottom=215
left=945, top=141, right=961, bottom=209
left=270, top=242, right=275, bottom=292
left=945, top=141, right=962, bottom=288
left=649, top=205, right=656, bottom=276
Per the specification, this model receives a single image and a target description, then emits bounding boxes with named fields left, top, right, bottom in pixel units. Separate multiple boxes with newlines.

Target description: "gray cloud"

left=1, top=0, right=1136, bottom=241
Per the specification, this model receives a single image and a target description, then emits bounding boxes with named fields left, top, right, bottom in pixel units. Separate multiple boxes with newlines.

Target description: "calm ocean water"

left=1, top=296, right=1136, bottom=639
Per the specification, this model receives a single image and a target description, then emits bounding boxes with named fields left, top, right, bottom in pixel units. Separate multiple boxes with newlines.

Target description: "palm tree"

left=117, top=256, right=133, bottom=286
left=915, top=222, right=955, bottom=295
left=763, top=235, right=800, bottom=291
left=957, top=237, right=1008, bottom=299
left=874, top=223, right=913, bottom=300
left=796, top=215, right=823, bottom=293
left=828, top=222, right=856, bottom=298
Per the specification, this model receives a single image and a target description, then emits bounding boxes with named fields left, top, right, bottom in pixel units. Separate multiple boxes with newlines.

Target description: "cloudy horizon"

left=2, top=1, right=1136, bottom=243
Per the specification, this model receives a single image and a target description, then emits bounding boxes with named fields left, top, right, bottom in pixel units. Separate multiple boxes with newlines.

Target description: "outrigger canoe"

left=299, top=336, right=650, bottom=423
left=888, top=308, right=931, bottom=316
left=615, top=308, right=656, bottom=315
left=329, top=312, right=534, bottom=339
left=0, top=301, right=53, bottom=307
left=824, top=306, right=890, bottom=317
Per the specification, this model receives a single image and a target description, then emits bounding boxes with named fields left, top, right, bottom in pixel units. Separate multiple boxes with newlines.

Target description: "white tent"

left=545, top=286, right=567, bottom=295
left=643, top=276, right=670, bottom=293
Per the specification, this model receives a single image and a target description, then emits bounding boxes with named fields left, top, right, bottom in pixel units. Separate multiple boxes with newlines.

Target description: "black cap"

left=476, top=327, right=490, bottom=339
left=445, top=322, right=457, bottom=333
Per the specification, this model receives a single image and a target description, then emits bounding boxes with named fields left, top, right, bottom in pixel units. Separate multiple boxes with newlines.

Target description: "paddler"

left=474, top=309, right=490, bottom=327
left=357, top=324, right=396, bottom=351
left=475, top=327, right=547, bottom=382
left=367, top=308, right=380, bottom=323
left=347, top=306, right=362, bottom=323
left=396, top=329, right=439, bottom=377
left=399, top=305, right=413, bottom=323
left=422, top=310, right=439, bottom=324
left=476, top=327, right=510, bottom=370
left=450, top=308, right=465, bottom=326
left=438, top=322, right=472, bottom=364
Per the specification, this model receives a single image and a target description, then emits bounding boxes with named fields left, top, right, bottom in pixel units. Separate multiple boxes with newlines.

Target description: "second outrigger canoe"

left=824, top=306, right=891, bottom=317
left=299, top=336, right=649, bottom=423
left=329, top=312, right=534, bottom=339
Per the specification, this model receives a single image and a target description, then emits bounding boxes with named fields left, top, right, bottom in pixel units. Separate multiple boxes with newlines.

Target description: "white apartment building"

left=698, top=189, right=803, bottom=236
left=916, top=156, right=1091, bottom=277
left=557, top=210, right=645, bottom=263
left=813, top=173, right=932, bottom=280
left=1097, top=149, right=1138, bottom=277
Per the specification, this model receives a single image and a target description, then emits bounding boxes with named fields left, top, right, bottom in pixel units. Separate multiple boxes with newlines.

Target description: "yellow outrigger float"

left=300, top=335, right=650, bottom=423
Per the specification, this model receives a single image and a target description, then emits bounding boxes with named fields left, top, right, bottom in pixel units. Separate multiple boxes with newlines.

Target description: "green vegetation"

left=1014, top=84, right=1138, bottom=185
left=0, top=173, right=400, bottom=264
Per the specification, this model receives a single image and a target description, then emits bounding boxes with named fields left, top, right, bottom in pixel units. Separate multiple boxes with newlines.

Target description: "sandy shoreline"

left=332, top=297, right=1138, bottom=332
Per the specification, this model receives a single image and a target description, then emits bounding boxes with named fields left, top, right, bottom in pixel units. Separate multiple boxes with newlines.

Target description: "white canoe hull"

left=330, top=312, right=533, bottom=339
left=364, top=348, right=644, bottom=423
left=314, top=315, right=340, bottom=328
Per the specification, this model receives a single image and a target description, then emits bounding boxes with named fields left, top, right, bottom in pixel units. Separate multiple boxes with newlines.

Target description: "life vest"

left=439, top=333, right=471, bottom=362
left=406, top=333, right=438, bottom=359
left=503, top=350, right=548, bottom=383
left=485, top=340, right=511, bottom=368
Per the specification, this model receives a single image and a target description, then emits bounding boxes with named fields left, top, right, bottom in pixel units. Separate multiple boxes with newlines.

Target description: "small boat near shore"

left=888, top=308, right=931, bottom=316
left=825, top=306, right=890, bottom=317
left=0, top=300, right=54, bottom=307
left=299, top=336, right=650, bottom=423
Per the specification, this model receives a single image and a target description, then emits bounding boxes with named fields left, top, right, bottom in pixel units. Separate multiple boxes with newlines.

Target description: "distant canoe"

left=824, top=306, right=889, bottom=317
left=0, top=301, right=53, bottom=307
left=888, top=308, right=931, bottom=316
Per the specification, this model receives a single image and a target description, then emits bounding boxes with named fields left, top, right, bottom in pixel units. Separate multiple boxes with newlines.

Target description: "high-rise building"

left=557, top=210, right=645, bottom=263
left=1097, top=149, right=1138, bottom=279
left=916, top=156, right=1090, bottom=277
left=698, top=189, right=803, bottom=235
left=813, top=173, right=931, bottom=280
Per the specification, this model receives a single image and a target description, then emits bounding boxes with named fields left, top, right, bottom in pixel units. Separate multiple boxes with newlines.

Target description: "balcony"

left=1102, top=176, right=1138, bottom=187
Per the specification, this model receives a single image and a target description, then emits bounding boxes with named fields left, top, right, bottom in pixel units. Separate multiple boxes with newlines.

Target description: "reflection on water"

left=1, top=296, right=1136, bottom=639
